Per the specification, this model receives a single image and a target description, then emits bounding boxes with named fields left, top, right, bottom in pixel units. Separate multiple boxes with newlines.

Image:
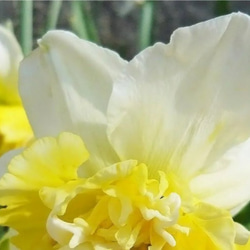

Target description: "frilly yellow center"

left=0, top=132, right=248, bottom=249
left=42, top=161, right=186, bottom=249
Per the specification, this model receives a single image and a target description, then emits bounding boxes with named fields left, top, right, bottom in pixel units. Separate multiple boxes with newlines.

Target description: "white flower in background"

left=0, top=12, right=250, bottom=249
left=0, top=26, right=32, bottom=157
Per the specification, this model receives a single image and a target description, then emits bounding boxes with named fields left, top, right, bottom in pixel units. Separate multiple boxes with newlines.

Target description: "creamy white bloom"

left=20, top=12, right=250, bottom=214
left=107, top=12, right=250, bottom=214
left=1, top=11, right=249, bottom=249
left=0, top=26, right=32, bottom=164
left=0, top=26, right=23, bottom=104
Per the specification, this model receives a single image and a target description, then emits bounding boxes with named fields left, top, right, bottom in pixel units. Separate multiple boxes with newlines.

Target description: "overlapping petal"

left=170, top=202, right=235, bottom=250
left=0, top=26, right=32, bottom=157
left=19, top=31, right=127, bottom=176
left=107, top=12, right=250, bottom=212
left=1, top=11, right=250, bottom=250
left=190, top=139, right=250, bottom=214
left=0, top=132, right=88, bottom=249
left=0, top=106, right=32, bottom=156
left=0, top=26, right=23, bottom=104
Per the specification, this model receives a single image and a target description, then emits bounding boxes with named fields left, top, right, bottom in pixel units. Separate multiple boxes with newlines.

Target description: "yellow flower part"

left=0, top=132, right=243, bottom=249
left=236, top=237, right=250, bottom=250
left=0, top=26, right=32, bottom=156
left=0, top=106, right=31, bottom=155
left=2, top=12, right=250, bottom=250
left=43, top=162, right=183, bottom=249
left=0, top=132, right=89, bottom=249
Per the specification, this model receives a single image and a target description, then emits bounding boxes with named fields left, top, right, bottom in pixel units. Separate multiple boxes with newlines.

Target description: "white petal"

left=0, top=26, right=23, bottom=104
left=0, top=148, right=22, bottom=178
left=47, top=214, right=85, bottom=248
left=107, top=13, right=250, bottom=182
left=234, top=222, right=250, bottom=245
left=190, top=138, right=250, bottom=213
left=19, top=31, right=127, bottom=176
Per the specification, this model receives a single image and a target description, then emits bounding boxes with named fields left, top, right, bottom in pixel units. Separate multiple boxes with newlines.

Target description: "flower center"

left=45, top=161, right=187, bottom=249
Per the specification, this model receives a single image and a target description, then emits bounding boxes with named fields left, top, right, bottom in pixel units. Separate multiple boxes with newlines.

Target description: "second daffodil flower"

left=1, top=12, right=250, bottom=249
left=0, top=26, right=32, bottom=156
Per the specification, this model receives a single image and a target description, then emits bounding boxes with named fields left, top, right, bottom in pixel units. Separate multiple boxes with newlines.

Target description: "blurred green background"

left=0, top=0, right=250, bottom=246
left=0, top=1, right=250, bottom=59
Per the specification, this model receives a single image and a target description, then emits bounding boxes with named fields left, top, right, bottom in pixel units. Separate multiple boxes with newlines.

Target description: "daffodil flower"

left=1, top=12, right=250, bottom=249
left=0, top=26, right=32, bottom=157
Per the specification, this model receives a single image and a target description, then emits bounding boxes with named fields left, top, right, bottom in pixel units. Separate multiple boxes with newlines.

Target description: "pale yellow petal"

left=0, top=133, right=88, bottom=249
left=0, top=26, right=22, bottom=104
left=0, top=105, right=32, bottom=156
left=0, top=132, right=88, bottom=189
left=107, top=13, right=250, bottom=185
left=169, top=202, right=235, bottom=250
left=234, top=222, right=250, bottom=245
left=20, top=31, right=127, bottom=177
left=190, top=139, right=250, bottom=213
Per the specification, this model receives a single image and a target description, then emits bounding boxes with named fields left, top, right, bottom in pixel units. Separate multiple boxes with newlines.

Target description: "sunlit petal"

left=1, top=12, right=250, bottom=249
left=0, top=132, right=88, bottom=249
left=0, top=26, right=32, bottom=156
left=0, top=26, right=22, bottom=104
left=108, top=13, right=250, bottom=184
left=190, top=139, right=250, bottom=213
left=20, top=31, right=127, bottom=176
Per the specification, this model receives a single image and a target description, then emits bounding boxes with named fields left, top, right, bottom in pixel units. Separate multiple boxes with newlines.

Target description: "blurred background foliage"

left=0, top=0, right=250, bottom=245
left=1, top=1, right=250, bottom=59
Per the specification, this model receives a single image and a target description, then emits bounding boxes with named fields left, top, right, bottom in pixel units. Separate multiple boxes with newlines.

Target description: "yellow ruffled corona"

left=0, top=132, right=248, bottom=249
left=1, top=13, right=250, bottom=250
